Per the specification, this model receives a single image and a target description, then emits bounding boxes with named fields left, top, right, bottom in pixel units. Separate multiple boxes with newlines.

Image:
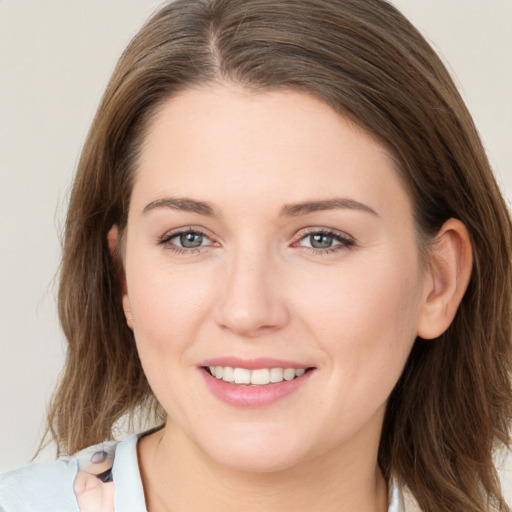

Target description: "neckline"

left=111, top=434, right=148, bottom=511
left=109, top=433, right=405, bottom=512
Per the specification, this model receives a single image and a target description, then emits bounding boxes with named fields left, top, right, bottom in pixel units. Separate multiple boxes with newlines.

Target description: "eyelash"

left=158, top=227, right=355, bottom=255
left=294, top=228, right=355, bottom=255
left=158, top=227, right=214, bottom=255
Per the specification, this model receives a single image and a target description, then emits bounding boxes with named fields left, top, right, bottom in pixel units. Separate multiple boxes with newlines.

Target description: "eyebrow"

left=142, top=196, right=378, bottom=218
left=143, top=197, right=217, bottom=216
left=280, top=198, right=379, bottom=217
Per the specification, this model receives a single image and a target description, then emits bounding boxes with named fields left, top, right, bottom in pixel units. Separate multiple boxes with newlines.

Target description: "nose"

left=214, top=247, right=290, bottom=338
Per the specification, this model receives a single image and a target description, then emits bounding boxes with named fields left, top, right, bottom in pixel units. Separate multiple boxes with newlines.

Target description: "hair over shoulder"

left=46, top=1, right=512, bottom=510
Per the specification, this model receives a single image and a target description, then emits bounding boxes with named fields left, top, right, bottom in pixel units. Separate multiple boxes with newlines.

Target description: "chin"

left=193, top=423, right=313, bottom=474
left=206, top=445, right=306, bottom=474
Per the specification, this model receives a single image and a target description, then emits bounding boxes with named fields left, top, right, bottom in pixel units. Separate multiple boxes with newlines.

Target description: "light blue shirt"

left=0, top=434, right=405, bottom=511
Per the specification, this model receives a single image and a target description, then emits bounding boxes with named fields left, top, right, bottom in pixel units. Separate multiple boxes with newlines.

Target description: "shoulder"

left=0, top=457, right=80, bottom=512
left=0, top=439, right=126, bottom=512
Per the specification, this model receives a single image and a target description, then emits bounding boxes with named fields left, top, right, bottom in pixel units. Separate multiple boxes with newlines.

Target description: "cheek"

left=125, top=263, right=213, bottom=414
left=296, top=251, right=422, bottom=392
left=123, top=244, right=204, bottom=350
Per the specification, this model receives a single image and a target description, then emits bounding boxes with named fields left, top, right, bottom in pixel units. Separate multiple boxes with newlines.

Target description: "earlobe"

left=122, top=295, right=134, bottom=330
left=416, top=218, right=473, bottom=340
left=107, top=225, right=133, bottom=330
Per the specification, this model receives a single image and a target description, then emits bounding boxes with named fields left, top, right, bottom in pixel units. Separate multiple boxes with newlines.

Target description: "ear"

left=416, top=218, right=473, bottom=340
left=107, top=225, right=133, bottom=330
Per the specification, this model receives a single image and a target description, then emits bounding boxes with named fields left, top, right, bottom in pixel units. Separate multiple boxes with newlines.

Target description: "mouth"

left=202, top=366, right=314, bottom=386
left=198, top=357, right=316, bottom=407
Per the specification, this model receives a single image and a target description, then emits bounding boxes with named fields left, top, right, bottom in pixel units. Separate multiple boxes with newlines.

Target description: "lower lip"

left=199, top=369, right=314, bottom=408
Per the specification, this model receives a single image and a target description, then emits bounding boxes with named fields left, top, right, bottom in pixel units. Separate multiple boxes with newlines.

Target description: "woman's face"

left=121, top=83, right=430, bottom=472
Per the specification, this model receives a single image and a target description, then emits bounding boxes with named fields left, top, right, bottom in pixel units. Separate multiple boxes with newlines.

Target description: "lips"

left=198, top=358, right=315, bottom=407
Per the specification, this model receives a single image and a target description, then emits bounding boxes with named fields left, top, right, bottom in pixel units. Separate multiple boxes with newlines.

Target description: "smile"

left=199, top=358, right=315, bottom=407
left=206, top=366, right=307, bottom=385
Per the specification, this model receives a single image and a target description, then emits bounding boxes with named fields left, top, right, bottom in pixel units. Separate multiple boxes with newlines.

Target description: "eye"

left=296, top=229, right=354, bottom=253
left=302, top=233, right=340, bottom=249
left=175, top=231, right=208, bottom=248
left=159, top=228, right=214, bottom=251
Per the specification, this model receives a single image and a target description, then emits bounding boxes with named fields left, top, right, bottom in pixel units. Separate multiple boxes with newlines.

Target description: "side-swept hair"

left=46, top=1, right=512, bottom=510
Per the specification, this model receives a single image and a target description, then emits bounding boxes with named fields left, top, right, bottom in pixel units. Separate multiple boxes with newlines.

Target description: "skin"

left=111, top=83, right=472, bottom=512
left=74, top=453, right=114, bottom=512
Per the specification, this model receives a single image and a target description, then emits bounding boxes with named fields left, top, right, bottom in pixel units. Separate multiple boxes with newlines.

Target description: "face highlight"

left=120, top=83, right=429, bottom=473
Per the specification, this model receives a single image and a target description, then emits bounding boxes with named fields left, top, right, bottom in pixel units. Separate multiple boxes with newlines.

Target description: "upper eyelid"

left=294, top=226, right=354, bottom=240
left=160, top=226, right=215, bottom=241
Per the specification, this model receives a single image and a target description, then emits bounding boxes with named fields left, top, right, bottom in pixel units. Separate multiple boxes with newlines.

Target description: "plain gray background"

left=0, top=0, right=511, bottom=496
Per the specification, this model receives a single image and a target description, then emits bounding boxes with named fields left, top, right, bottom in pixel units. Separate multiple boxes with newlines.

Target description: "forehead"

left=132, top=83, right=410, bottom=219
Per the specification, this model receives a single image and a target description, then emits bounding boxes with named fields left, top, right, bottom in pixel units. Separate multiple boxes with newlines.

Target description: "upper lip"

left=198, top=357, right=313, bottom=370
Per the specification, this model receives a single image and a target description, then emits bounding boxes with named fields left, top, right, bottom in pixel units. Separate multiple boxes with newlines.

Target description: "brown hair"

left=46, top=1, right=512, bottom=510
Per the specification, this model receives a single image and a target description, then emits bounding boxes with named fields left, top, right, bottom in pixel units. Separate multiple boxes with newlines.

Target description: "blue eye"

left=176, top=232, right=206, bottom=248
left=297, top=230, right=354, bottom=252
left=160, top=229, right=213, bottom=250
left=304, top=233, right=340, bottom=249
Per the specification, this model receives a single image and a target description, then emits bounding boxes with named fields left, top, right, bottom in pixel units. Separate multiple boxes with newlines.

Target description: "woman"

left=1, top=0, right=510, bottom=511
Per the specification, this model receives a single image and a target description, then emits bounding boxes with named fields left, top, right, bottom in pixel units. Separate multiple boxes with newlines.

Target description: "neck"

left=137, top=422, right=389, bottom=512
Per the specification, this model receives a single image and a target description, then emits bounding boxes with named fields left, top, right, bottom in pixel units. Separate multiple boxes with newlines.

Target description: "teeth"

left=250, top=368, right=270, bottom=385
left=208, top=366, right=308, bottom=385
left=222, top=366, right=234, bottom=382
left=283, top=368, right=295, bottom=381
left=233, top=367, right=251, bottom=384
left=269, top=368, right=284, bottom=383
